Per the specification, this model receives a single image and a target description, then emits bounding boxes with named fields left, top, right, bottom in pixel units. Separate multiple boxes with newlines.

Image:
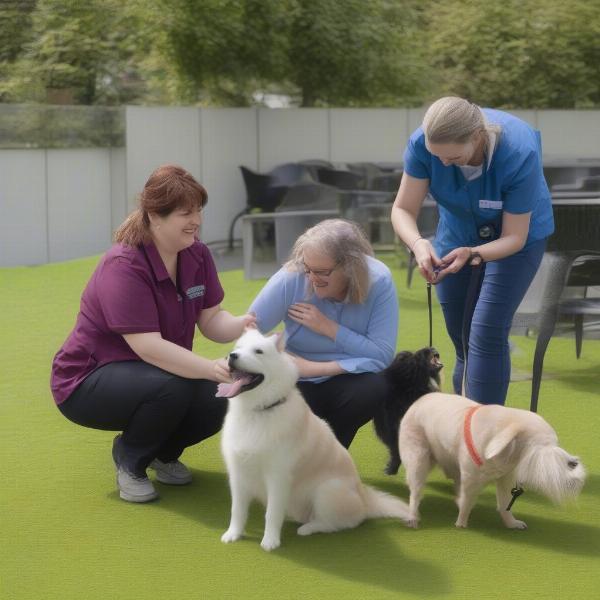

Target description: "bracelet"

left=411, top=237, right=427, bottom=252
left=468, top=248, right=484, bottom=266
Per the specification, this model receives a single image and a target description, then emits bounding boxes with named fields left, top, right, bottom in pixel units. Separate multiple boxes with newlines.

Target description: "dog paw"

left=384, top=461, right=400, bottom=476
left=406, top=518, right=420, bottom=529
left=260, top=535, right=281, bottom=551
left=454, top=520, right=468, bottom=528
left=297, top=523, right=318, bottom=536
left=221, top=529, right=242, bottom=543
left=507, top=519, right=528, bottom=530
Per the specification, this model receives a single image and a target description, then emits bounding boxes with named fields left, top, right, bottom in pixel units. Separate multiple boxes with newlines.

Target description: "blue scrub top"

left=403, top=109, right=554, bottom=257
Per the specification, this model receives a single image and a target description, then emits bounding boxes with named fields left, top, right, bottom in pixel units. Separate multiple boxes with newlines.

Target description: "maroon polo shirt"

left=51, top=240, right=224, bottom=405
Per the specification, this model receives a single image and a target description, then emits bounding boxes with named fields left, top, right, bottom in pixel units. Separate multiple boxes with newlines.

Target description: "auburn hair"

left=114, top=164, right=208, bottom=247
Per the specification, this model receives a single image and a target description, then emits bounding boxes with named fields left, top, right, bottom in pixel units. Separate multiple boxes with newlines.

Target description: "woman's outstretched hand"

left=413, top=238, right=446, bottom=284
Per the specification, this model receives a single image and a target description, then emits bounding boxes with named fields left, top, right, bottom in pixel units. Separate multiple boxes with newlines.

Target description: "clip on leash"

left=506, top=485, right=524, bottom=511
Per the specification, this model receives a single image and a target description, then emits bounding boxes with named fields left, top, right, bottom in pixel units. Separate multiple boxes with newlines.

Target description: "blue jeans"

left=435, top=239, right=547, bottom=405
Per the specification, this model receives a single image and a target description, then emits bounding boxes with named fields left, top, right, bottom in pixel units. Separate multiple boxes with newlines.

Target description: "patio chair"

left=370, top=171, right=402, bottom=192
left=316, top=167, right=364, bottom=190
left=512, top=199, right=600, bottom=412
left=346, top=162, right=384, bottom=189
left=552, top=175, right=600, bottom=192
left=269, top=162, right=314, bottom=186
left=228, top=166, right=288, bottom=250
left=298, top=159, right=334, bottom=180
left=516, top=252, right=600, bottom=413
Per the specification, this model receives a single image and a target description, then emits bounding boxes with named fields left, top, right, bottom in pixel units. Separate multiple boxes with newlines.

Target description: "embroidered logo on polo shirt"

left=186, top=285, right=205, bottom=299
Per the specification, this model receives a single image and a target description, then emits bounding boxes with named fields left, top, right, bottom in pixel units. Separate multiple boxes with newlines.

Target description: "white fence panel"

left=258, top=108, right=329, bottom=170
left=47, top=149, right=112, bottom=262
left=0, top=149, right=47, bottom=266
left=200, top=108, right=257, bottom=243
left=330, top=109, right=407, bottom=164
left=125, top=106, right=202, bottom=207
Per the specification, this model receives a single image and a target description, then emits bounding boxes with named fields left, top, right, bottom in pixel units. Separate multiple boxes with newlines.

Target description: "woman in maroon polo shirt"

left=51, top=164, right=255, bottom=503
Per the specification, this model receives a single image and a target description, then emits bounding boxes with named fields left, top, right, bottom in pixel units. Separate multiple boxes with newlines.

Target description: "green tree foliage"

left=1, top=0, right=600, bottom=108
left=0, top=0, right=37, bottom=102
left=287, top=0, right=426, bottom=106
left=157, top=0, right=427, bottom=106
left=156, top=0, right=292, bottom=105
left=0, top=0, right=176, bottom=105
left=427, top=0, right=600, bottom=108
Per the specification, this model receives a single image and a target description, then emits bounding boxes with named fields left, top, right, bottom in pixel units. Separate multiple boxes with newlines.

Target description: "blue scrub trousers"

left=435, top=239, right=547, bottom=405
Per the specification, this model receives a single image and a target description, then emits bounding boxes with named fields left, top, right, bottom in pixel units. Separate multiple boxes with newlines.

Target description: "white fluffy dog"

left=399, top=392, right=586, bottom=529
left=217, top=329, right=410, bottom=551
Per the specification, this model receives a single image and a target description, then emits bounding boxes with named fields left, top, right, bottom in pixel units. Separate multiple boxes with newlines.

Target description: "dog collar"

left=256, top=398, right=287, bottom=412
left=464, top=405, right=484, bottom=467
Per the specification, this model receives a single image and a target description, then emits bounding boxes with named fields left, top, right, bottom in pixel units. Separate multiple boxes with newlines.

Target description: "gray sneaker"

left=149, top=459, right=193, bottom=485
left=116, top=467, right=159, bottom=503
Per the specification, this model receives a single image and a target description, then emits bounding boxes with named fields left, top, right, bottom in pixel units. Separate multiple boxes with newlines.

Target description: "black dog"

left=373, top=347, right=443, bottom=475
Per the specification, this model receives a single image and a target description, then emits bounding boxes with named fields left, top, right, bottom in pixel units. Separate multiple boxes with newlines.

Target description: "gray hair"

left=423, top=96, right=501, bottom=144
left=285, top=219, right=374, bottom=304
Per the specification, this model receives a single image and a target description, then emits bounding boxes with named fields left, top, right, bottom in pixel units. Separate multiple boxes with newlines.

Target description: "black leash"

left=427, top=282, right=433, bottom=347
left=460, top=262, right=485, bottom=396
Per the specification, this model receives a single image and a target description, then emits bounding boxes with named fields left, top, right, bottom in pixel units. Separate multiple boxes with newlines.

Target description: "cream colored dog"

left=399, top=392, right=586, bottom=529
left=217, top=329, right=410, bottom=551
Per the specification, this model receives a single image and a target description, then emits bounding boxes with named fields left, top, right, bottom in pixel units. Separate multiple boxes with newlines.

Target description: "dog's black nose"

left=228, top=352, right=238, bottom=369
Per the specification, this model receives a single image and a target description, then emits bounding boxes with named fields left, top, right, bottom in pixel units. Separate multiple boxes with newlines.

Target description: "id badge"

left=479, top=199, right=503, bottom=210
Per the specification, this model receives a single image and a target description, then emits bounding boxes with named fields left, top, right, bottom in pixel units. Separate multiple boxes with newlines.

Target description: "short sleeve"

left=502, top=150, right=541, bottom=214
left=199, top=244, right=225, bottom=309
left=96, top=257, right=160, bottom=334
left=403, top=130, right=431, bottom=180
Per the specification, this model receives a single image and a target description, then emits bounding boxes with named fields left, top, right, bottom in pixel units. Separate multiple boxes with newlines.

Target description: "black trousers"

left=58, top=361, right=227, bottom=477
left=297, top=372, right=387, bottom=448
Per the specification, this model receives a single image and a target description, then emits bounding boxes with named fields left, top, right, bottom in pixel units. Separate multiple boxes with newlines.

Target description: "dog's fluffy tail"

left=362, top=485, right=410, bottom=521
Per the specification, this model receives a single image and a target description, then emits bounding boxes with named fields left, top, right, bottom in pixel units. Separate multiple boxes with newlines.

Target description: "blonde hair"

left=285, top=219, right=374, bottom=304
left=114, top=164, right=208, bottom=247
left=423, top=96, right=501, bottom=144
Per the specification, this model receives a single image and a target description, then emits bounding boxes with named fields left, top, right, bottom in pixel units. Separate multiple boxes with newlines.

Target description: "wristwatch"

left=468, top=249, right=484, bottom=266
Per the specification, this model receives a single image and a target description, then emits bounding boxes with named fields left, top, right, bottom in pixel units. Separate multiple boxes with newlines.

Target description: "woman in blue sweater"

left=249, top=218, right=399, bottom=448
left=392, top=96, right=554, bottom=405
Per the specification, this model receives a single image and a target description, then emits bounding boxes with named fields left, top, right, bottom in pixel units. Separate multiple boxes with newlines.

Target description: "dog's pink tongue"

left=216, top=380, right=241, bottom=398
left=216, top=375, right=252, bottom=398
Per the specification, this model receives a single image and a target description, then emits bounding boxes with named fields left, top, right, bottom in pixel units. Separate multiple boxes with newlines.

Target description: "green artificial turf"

left=1, top=254, right=599, bottom=600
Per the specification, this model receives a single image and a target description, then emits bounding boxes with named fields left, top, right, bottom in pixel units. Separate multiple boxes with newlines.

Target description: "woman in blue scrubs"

left=391, top=96, right=554, bottom=405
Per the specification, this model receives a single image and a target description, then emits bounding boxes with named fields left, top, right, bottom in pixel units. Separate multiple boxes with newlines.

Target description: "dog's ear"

left=484, top=423, right=521, bottom=460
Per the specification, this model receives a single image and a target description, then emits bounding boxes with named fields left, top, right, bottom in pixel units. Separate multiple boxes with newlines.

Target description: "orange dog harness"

left=464, top=405, right=484, bottom=466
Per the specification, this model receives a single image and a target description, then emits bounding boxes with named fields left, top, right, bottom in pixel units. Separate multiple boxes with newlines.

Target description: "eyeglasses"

left=303, top=262, right=340, bottom=279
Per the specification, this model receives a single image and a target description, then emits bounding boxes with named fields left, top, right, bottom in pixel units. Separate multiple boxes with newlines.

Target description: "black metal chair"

left=552, top=175, right=600, bottom=193
left=228, top=166, right=288, bottom=250
left=316, top=167, right=364, bottom=190
left=371, top=171, right=402, bottom=192
left=515, top=199, right=600, bottom=412
left=346, top=162, right=384, bottom=189
left=269, top=162, right=314, bottom=186
left=298, top=159, right=334, bottom=180
left=525, top=252, right=600, bottom=412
